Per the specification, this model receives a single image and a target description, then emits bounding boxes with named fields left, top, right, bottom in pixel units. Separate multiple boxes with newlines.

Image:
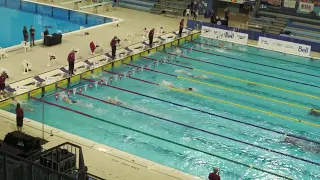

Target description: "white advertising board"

left=283, top=0, right=296, bottom=8
left=298, top=2, right=314, bottom=13
left=258, top=37, right=311, bottom=57
left=201, top=26, right=248, bottom=45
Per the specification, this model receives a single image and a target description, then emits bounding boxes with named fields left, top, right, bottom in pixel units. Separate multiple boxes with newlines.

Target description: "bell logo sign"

left=298, top=46, right=309, bottom=54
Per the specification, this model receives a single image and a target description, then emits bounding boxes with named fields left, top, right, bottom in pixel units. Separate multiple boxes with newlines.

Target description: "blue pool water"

left=0, top=1, right=113, bottom=48
left=3, top=37, right=320, bottom=179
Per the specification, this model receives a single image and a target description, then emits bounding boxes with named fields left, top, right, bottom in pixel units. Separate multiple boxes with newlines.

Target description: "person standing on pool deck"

left=0, top=71, right=8, bottom=99
left=110, top=36, right=118, bottom=60
left=16, top=103, right=24, bottom=132
left=179, top=19, right=184, bottom=37
left=148, top=28, right=155, bottom=47
left=29, top=25, right=36, bottom=47
left=67, top=50, right=76, bottom=76
left=208, top=167, right=220, bottom=180
left=23, top=26, right=28, bottom=42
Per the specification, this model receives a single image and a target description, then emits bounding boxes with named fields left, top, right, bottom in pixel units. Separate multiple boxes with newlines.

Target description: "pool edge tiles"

left=0, top=109, right=199, bottom=180
left=1, top=0, right=121, bottom=50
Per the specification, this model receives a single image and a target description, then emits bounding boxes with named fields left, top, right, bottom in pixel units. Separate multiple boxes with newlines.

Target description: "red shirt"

left=68, top=51, right=75, bottom=63
left=110, top=39, right=117, bottom=47
left=16, top=107, right=24, bottom=117
left=149, top=29, right=154, bottom=37
left=208, top=173, right=220, bottom=180
left=180, top=20, right=184, bottom=28
left=0, top=74, right=6, bottom=84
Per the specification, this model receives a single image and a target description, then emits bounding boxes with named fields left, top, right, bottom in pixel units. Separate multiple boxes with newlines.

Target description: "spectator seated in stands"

left=90, top=41, right=103, bottom=54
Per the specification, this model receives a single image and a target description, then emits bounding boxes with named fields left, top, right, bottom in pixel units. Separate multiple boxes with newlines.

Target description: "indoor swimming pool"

left=0, top=0, right=113, bottom=47
left=4, top=37, right=320, bottom=179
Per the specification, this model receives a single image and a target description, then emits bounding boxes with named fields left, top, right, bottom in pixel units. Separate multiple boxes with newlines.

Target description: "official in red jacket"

left=179, top=19, right=184, bottom=37
left=148, top=28, right=155, bottom=47
left=67, top=50, right=76, bottom=75
left=16, top=103, right=24, bottom=132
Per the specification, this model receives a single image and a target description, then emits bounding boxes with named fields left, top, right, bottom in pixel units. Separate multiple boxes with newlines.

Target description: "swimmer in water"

left=309, top=109, right=320, bottom=117
left=175, top=69, right=207, bottom=79
left=174, top=47, right=182, bottom=55
left=63, top=96, right=78, bottom=104
left=173, top=60, right=190, bottom=65
left=284, top=136, right=320, bottom=154
left=219, top=42, right=231, bottom=50
left=162, top=80, right=194, bottom=92
left=12, top=98, right=34, bottom=112
left=185, top=87, right=194, bottom=92
left=107, top=97, right=124, bottom=105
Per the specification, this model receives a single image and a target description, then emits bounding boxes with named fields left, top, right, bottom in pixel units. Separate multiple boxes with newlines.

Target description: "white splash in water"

left=161, top=80, right=174, bottom=87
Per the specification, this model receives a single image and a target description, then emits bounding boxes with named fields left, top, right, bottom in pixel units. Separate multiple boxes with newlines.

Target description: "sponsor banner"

left=298, top=2, right=314, bottom=13
left=283, top=0, right=296, bottom=8
left=267, top=0, right=281, bottom=6
left=258, top=37, right=311, bottom=57
left=201, top=26, right=248, bottom=45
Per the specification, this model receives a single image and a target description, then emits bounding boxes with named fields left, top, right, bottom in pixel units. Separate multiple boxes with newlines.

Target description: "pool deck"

left=1, top=0, right=320, bottom=179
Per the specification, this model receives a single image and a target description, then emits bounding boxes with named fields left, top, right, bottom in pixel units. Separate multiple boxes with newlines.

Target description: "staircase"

left=120, top=0, right=158, bottom=12
left=151, top=0, right=190, bottom=16
left=151, top=0, right=163, bottom=14
left=268, top=17, right=288, bottom=34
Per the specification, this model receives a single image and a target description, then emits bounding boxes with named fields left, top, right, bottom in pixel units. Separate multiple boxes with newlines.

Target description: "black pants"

left=30, top=35, right=35, bottom=46
left=68, top=61, right=74, bottom=75
left=111, top=46, right=116, bottom=59
left=149, top=36, right=153, bottom=47
left=16, top=116, right=23, bottom=127
left=179, top=27, right=183, bottom=37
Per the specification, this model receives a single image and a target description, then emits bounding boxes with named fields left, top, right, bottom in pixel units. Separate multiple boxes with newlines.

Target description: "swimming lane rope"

left=30, top=96, right=292, bottom=180
left=163, top=51, right=320, bottom=89
left=123, top=63, right=320, bottom=128
left=56, top=85, right=320, bottom=167
left=185, top=42, right=320, bottom=78
left=85, top=74, right=320, bottom=145
left=142, top=56, right=320, bottom=100
left=141, top=56, right=315, bottom=111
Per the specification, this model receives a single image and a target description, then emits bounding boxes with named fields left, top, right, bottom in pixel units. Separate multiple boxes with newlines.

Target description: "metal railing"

left=0, top=146, right=78, bottom=180
left=28, top=142, right=87, bottom=180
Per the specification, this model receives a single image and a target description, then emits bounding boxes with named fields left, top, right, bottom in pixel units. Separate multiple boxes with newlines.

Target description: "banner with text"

left=298, top=2, right=314, bottom=13
left=283, top=0, right=296, bottom=8
left=201, top=26, right=248, bottom=45
left=258, top=37, right=311, bottom=57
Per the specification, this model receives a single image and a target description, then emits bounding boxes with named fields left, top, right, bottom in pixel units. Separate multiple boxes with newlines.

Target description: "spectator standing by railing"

left=208, top=167, right=220, bottom=180
left=30, top=25, right=36, bottom=47
left=179, top=19, right=184, bottom=37
left=193, top=9, right=199, bottom=21
left=23, top=26, right=28, bottom=42
left=114, top=0, right=119, bottom=7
